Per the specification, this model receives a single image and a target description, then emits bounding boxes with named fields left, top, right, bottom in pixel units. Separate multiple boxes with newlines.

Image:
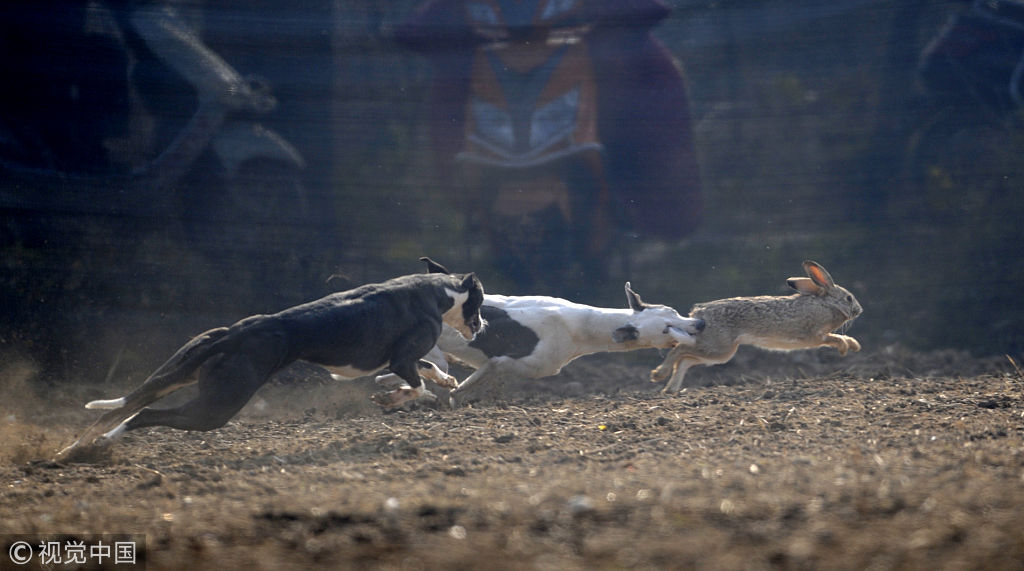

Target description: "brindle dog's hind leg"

left=123, top=346, right=283, bottom=433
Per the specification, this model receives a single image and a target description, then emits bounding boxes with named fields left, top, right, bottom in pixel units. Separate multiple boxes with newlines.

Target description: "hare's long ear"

left=803, top=260, right=835, bottom=289
left=624, top=282, right=648, bottom=311
left=420, top=257, right=451, bottom=274
left=787, top=277, right=822, bottom=295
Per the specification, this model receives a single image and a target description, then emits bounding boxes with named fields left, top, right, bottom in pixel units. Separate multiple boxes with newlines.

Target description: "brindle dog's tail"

left=55, top=327, right=233, bottom=460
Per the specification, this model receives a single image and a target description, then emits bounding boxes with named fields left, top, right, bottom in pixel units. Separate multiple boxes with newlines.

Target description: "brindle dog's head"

left=421, top=257, right=486, bottom=339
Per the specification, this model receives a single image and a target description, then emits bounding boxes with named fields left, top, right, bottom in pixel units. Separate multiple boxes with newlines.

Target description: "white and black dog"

left=55, top=260, right=484, bottom=460
left=377, top=259, right=705, bottom=406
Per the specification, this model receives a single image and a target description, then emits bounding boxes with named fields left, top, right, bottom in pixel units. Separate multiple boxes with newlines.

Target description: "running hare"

left=652, top=260, right=862, bottom=392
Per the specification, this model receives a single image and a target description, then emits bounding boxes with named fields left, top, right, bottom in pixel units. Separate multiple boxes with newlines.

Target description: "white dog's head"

left=611, top=283, right=704, bottom=349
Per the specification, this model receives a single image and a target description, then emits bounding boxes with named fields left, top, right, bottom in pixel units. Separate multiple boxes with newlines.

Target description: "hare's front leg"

left=823, top=333, right=861, bottom=356
left=840, top=335, right=861, bottom=353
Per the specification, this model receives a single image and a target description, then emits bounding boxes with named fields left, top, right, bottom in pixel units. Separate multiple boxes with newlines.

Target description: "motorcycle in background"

left=0, top=1, right=306, bottom=236
left=0, top=1, right=311, bottom=371
left=398, top=0, right=702, bottom=290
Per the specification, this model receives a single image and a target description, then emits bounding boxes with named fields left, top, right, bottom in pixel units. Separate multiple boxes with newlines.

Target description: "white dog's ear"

left=613, top=325, right=639, bottom=343
left=624, top=282, right=648, bottom=311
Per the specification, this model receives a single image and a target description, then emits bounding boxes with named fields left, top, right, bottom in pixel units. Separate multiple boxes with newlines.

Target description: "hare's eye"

left=846, top=295, right=853, bottom=302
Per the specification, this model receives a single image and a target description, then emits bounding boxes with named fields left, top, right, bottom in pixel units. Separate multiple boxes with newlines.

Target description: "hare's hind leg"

left=824, top=333, right=861, bottom=356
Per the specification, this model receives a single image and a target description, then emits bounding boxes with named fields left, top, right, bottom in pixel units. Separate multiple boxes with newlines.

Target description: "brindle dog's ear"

left=420, top=257, right=451, bottom=274
left=460, top=272, right=479, bottom=292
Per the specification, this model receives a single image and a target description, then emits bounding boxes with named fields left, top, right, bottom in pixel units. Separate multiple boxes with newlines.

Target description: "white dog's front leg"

left=663, top=359, right=696, bottom=394
left=650, top=348, right=683, bottom=383
left=448, top=361, right=496, bottom=408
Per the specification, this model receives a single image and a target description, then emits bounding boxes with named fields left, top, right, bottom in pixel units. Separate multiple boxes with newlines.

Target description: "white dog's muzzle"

left=668, top=326, right=698, bottom=346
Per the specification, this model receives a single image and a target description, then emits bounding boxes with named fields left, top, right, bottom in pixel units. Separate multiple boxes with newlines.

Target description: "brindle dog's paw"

left=370, top=387, right=436, bottom=409
left=373, top=374, right=405, bottom=390
left=53, top=440, right=115, bottom=465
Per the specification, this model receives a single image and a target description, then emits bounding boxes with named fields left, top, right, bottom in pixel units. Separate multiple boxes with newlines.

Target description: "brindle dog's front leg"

left=375, top=359, right=457, bottom=390
left=370, top=325, right=440, bottom=408
left=370, top=360, right=436, bottom=408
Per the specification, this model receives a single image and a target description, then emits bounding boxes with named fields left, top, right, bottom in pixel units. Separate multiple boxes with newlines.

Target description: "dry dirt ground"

left=1, top=346, right=1023, bottom=570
